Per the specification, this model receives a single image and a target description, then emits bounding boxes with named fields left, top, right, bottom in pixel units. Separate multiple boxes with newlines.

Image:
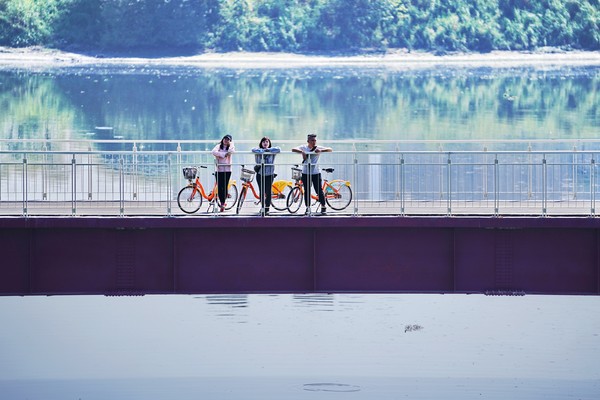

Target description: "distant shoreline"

left=1, top=46, right=599, bottom=69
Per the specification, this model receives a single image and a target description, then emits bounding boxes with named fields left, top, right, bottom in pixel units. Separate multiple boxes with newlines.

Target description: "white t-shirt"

left=297, top=144, right=327, bottom=175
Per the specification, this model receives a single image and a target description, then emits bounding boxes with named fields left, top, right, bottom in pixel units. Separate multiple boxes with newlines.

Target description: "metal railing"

left=0, top=140, right=598, bottom=217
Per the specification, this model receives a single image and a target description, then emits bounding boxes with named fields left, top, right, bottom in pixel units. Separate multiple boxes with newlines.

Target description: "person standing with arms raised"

left=212, top=134, right=235, bottom=212
left=252, top=136, right=281, bottom=216
left=292, top=133, right=332, bottom=215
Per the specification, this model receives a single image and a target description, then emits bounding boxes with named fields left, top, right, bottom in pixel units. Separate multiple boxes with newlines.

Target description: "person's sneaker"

left=320, top=207, right=327, bottom=215
left=304, top=208, right=310, bottom=215
left=219, top=205, right=225, bottom=212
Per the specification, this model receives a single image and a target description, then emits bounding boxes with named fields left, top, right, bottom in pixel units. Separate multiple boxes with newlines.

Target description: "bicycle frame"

left=177, top=167, right=238, bottom=214
left=236, top=166, right=293, bottom=214
left=190, top=177, right=219, bottom=202
left=240, top=179, right=261, bottom=201
left=292, top=178, right=350, bottom=201
left=286, top=167, right=353, bottom=213
left=241, top=179, right=290, bottom=201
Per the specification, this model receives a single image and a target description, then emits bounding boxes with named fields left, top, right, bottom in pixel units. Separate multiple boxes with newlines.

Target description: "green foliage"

left=0, top=0, right=598, bottom=52
left=99, top=0, right=214, bottom=51
left=0, top=0, right=59, bottom=46
left=51, top=0, right=103, bottom=49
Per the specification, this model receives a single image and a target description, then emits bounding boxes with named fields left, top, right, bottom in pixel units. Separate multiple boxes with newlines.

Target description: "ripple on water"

left=303, top=383, right=361, bottom=392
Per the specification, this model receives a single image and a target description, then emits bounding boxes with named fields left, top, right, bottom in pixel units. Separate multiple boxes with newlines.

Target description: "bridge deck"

left=0, top=199, right=596, bottom=217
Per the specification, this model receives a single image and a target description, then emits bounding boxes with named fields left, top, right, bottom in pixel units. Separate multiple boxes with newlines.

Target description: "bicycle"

left=286, top=166, right=352, bottom=213
left=235, top=165, right=293, bottom=214
left=177, top=166, right=239, bottom=214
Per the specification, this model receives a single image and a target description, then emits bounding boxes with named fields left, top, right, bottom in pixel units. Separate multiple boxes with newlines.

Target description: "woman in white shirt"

left=211, top=134, right=235, bottom=211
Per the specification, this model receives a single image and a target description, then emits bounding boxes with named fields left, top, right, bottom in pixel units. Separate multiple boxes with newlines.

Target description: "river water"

left=1, top=64, right=599, bottom=145
left=0, top=294, right=599, bottom=399
left=1, top=62, right=599, bottom=399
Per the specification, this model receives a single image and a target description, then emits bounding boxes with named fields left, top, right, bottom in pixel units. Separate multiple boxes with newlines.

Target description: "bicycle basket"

left=182, top=167, right=197, bottom=180
left=240, top=168, right=255, bottom=182
left=291, top=167, right=302, bottom=180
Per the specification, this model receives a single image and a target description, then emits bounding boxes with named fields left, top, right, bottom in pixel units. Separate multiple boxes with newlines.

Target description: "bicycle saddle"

left=323, top=168, right=335, bottom=173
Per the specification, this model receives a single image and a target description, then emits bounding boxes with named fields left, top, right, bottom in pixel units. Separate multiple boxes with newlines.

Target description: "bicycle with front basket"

left=177, top=166, right=239, bottom=214
left=286, top=165, right=352, bottom=213
left=235, top=165, right=293, bottom=214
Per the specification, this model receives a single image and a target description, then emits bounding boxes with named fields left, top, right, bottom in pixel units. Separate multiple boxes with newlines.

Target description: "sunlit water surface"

left=0, top=294, right=598, bottom=399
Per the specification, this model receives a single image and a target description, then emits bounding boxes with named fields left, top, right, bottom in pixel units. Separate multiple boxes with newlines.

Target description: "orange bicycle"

left=235, top=165, right=293, bottom=214
left=177, top=166, right=239, bottom=214
left=286, top=166, right=352, bottom=213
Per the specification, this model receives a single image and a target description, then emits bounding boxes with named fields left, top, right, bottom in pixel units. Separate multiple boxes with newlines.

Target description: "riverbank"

left=1, top=46, right=600, bottom=69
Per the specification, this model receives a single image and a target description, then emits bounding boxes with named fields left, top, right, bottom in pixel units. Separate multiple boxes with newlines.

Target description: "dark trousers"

left=257, top=173, right=274, bottom=211
left=302, top=173, right=325, bottom=207
left=216, top=171, right=231, bottom=205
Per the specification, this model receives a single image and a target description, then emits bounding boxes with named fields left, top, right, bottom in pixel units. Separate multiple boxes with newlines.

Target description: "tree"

left=0, top=0, right=59, bottom=47
left=51, top=0, right=103, bottom=49
left=215, top=0, right=252, bottom=51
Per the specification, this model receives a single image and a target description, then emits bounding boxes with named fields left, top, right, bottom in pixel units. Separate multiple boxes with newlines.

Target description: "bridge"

left=1, top=139, right=599, bottom=296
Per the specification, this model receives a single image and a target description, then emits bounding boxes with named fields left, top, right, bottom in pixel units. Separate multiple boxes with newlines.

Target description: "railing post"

left=573, top=145, right=577, bottom=200
left=447, top=154, right=452, bottom=216
left=351, top=143, right=358, bottom=216
left=494, top=155, right=499, bottom=216
left=22, top=155, right=28, bottom=216
left=88, top=144, right=93, bottom=200
left=353, top=152, right=358, bottom=215
left=591, top=157, right=596, bottom=216
left=167, top=154, right=172, bottom=216
left=542, top=155, right=547, bottom=217
left=260, top=157, right=266, bottom=214
left=72, top=154, right=77, bottom=215
left=483, top=146, right=488, bottom=199
left=528, top=144, right=533, bottom=199
left=306, top=156, right=312, bottom=216
left=176, top=142, right=182, bottom=212
left=132, top=142, right=138, bottom=200
left=400, top=154, right=405, bottom=216
left=212, top=158, right=219, bottom=216
left=42, top=143, right=48, bottom=200
left=438, top=144, right=444, bottom=199
left=119, top=156, right=124, bottom=216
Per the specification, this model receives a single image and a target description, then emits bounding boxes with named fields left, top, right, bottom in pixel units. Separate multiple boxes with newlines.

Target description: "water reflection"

left=202, top=294, right=249, bottom=321
left=292, top=293, right=335, bottom=311
left=0, top=294, right=598, bottom=399
left=1, top=66, right=598, bottom=144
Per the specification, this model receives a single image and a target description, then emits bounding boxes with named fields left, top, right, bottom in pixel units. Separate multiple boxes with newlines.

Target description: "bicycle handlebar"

left=292, top=164, right=335, bottom=174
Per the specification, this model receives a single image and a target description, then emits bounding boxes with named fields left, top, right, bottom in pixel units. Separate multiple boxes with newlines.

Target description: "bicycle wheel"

left=220, top=183, right=238, bottom=210
left=326, top=181, right=353, bottom=210
left=271, top=184, right=291, bottom=211
left=286, top=186, right=303, bottom=214
left=236, top=186, right=247, bottom=214
left=177, top=186, right=202, bottom=214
